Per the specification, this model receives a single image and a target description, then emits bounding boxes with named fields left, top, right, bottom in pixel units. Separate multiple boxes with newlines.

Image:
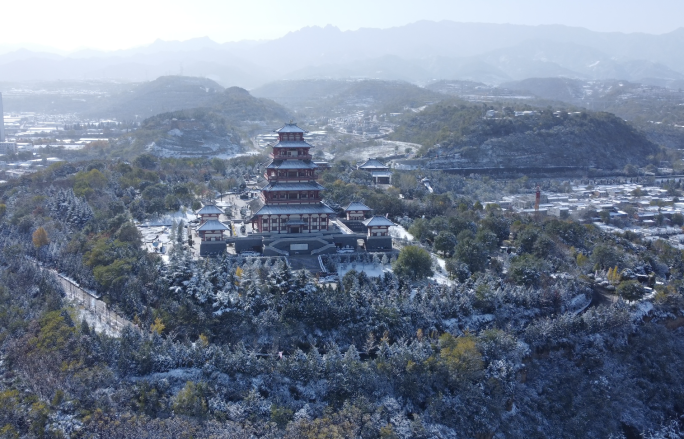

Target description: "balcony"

left=270, top=153, right=312, bottom=161
left=263, top=198, right=323, bottom=205
left=264, top=173, right=316, bottom=182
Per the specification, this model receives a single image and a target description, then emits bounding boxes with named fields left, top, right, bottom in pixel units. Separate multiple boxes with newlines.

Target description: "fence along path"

left=53, top=271, right=137, bottom=337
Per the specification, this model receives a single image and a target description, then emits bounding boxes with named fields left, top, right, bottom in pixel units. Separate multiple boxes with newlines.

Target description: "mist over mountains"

left=3, top=21, right=684, bottom=87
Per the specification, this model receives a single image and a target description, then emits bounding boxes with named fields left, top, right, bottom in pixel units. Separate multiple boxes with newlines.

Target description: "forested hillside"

left=210, top=86, right=292, bottom=123
left=391, top=103, right=661, bottom=170
left=85, top=76, right=291, bottom=124
left=252, top=79, right=444, bottom=114
left=103, top=109, right=244, bottom=159
left=86, top=76, right=224, bottom=121
left=0, top=156, right=683, bottom=437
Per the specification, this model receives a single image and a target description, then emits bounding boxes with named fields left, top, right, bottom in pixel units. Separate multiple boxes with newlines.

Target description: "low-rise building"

left=343, top=201, right=373, bottom=221
left=197, top=205, right=224, bottom=224
left=358, top=158, right=391, bottom=184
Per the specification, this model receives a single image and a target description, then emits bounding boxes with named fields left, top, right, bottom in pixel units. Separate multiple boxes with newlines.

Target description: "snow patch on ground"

left=139, top=209, right=196, bottom=227
left=130, top=368, right=202, bottom=389
left=430, top=254, right=454, bottom=286
left=337, top=262, right=392, bottom=278
left=462, top=314, right=495, bottom=330
left=389, top=225, right=414, bottom=240
left=633, top=301, right=654, bottom=321
left=569, top=294, right=592, bottom=315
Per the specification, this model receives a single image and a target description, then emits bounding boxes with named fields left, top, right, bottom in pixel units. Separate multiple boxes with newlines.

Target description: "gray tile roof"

left=272, top=140, right=313, bottom=148
left=197, top=205, right=224, bottom=215
left=358, top=159, right=389, bottom=170
left=363, top=215, right=395, bottom=227
left=262, top=181, right=325, bottom=192
left=254, top=204, right=335, bottom=215
left=198, top=220, right=229, bottom=231
left=344, top=201, right=372, bottom=211
left=276, top=123, right=307, bottom=133
left=266, top=159, right=318, bottom=170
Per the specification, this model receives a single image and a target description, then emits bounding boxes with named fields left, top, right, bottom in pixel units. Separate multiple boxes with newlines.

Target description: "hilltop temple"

left=250, top=123, right=334, bottom=234
left=226, top=122, right=394, bottom=256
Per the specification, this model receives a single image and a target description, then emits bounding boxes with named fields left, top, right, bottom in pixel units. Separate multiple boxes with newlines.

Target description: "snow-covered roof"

left=262, top=181, right=325, bottom=192
left=267, top=159, right=318, bottom=170
left=197, top=220, right=229, bottom=231
left=363, top=215, right=395, bottom=227
left=358, top=159, right=389, bottom=170
left=276, top=123, right=308, bottom=133
left=344, top=201, right=372, bottom=212
left=272, top=140, right=313, bottom=148
left=254, top=204, right=335, bottom=215
left=197, top=205, right=224, bottom=215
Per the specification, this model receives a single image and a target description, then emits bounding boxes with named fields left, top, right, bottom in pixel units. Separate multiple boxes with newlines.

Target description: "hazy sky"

left=2, top=0, right=683, bottom=51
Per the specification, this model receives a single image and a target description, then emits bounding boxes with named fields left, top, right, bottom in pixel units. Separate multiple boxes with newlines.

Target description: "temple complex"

left=223, top=122, right=396, bottom=256
left=250, top=123, right=334, bottom=234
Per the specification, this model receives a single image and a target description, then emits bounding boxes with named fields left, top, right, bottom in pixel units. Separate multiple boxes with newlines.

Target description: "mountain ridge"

left=3, top=21, right=684, bottom=87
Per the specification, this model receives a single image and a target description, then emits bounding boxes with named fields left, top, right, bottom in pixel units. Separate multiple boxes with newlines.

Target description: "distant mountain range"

left=2, top=21, right=684, bottom=87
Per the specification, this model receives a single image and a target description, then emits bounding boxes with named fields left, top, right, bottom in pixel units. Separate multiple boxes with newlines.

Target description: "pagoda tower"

left=251, top=123, right=334, bottom=234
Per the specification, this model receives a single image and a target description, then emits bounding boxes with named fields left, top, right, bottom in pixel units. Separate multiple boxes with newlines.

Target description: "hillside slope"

left=113, top=109, right=243, bottom=158
left=88, top=76, right=224, bottom=120
left=87, top=77, right=292, bottom=123
left=252, top=79, right=444, bottom=114
left=210, top=86, right=292, bottom=123
left=391, top=103, right=660, bottom=170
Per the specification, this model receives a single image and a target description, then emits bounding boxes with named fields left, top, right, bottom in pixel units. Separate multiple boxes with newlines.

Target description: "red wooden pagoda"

left=251, top=123, right=334, bottom=234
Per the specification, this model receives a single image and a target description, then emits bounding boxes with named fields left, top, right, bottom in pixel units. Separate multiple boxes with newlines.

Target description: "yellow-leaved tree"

left=150, top=317, right=165, bottom=335
left=438, top=333, right=483, bottom=384
left=32, top=227, right=49, bottom=248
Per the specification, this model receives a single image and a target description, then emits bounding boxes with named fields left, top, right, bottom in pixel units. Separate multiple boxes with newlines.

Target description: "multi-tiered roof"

left=251, top=123, right=334, bottom=234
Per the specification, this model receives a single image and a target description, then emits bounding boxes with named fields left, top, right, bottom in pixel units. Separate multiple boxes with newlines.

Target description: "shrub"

left=393, top=246, right=433, bottom=280
left=617, top=280, right=646, bottom=301
left=32, top=227, right=49, bottom=248
left=508, top=254, right=547, bottom=287
left=172, top=381, right=208, bottom=418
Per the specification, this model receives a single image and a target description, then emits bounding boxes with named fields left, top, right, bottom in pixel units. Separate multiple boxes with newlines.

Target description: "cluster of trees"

left=1, top=155, right=684, bottom=437
left=390, top=102, right=660, bottom=171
